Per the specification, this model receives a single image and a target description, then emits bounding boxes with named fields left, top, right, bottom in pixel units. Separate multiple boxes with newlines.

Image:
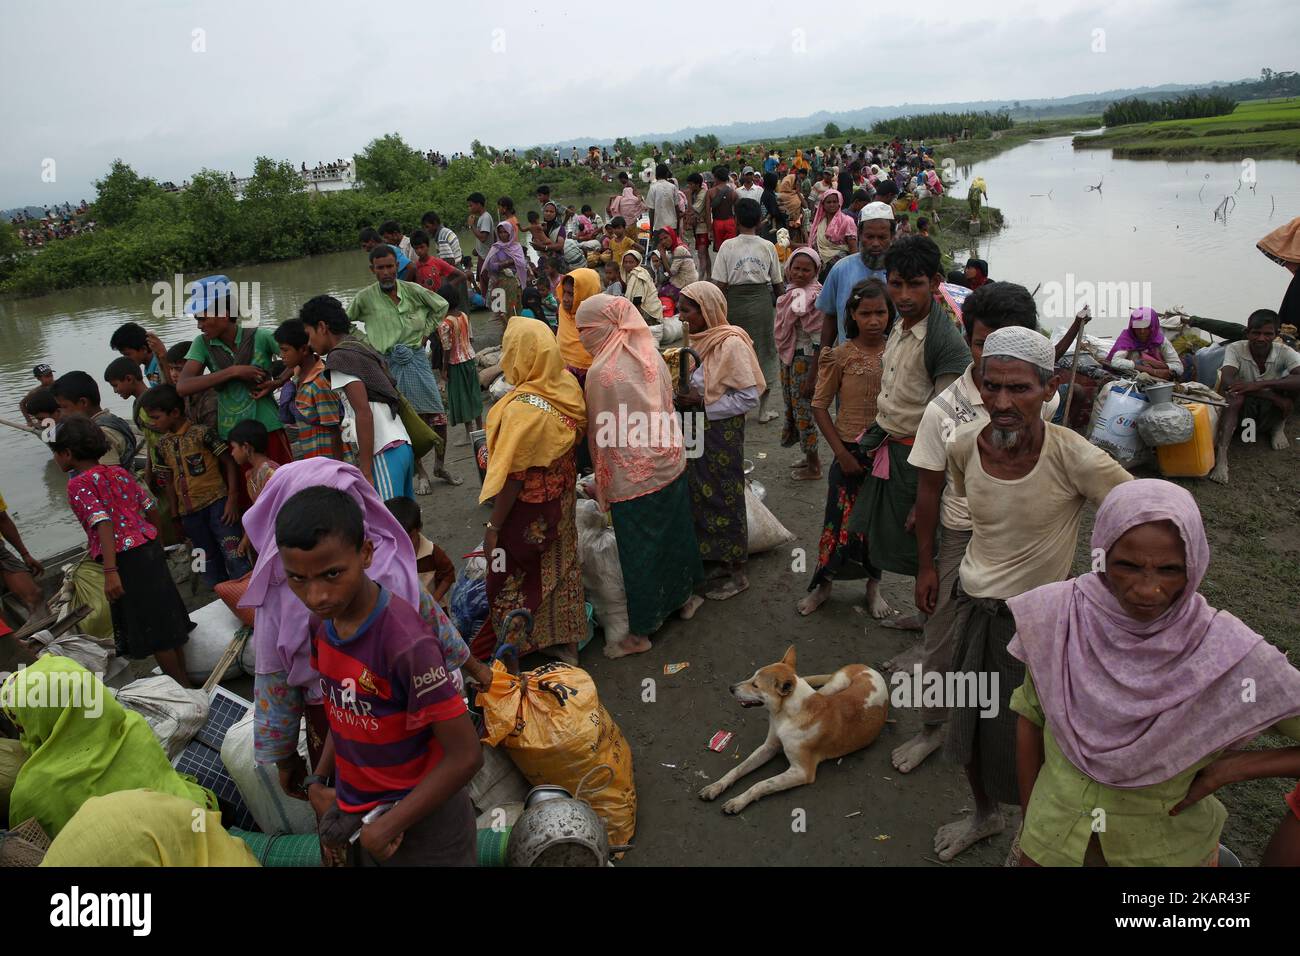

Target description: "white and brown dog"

left=698, top=647, right=888, bottom=815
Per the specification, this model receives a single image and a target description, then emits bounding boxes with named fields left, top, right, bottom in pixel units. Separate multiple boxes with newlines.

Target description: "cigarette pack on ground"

left=708, top=731, right=733, bottom=752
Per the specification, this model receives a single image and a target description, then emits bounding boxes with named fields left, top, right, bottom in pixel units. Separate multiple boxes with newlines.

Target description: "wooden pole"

left=1061, top=307, right=1091, bottom=428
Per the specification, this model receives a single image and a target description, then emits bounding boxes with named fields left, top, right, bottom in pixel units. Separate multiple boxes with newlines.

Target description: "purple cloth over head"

left=238, top=458, right=419, bottom=698
left=484, top=221, right=530, bottom=282
left=1106, top=306, right=1166, bottom=361
left=1007, top=479, right=1300, bottom=788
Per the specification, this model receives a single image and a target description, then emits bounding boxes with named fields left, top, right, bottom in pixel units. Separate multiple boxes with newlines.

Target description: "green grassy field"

left=1074, top=97, right=1300, bottom=160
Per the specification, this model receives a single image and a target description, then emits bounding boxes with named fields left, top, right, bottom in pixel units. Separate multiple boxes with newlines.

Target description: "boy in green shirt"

left=175, top=275, right=291, bottom=505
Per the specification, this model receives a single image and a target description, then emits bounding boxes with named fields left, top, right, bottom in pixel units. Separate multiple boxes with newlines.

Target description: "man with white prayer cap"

left=930, top=324, right=1132, bottom=862
left=815, top=201, right=897, bottom=348
left=892, top=283, right=1068, bottom=777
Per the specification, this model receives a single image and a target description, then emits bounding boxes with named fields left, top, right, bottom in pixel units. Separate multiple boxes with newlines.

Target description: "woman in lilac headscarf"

left=478, top=221, right=529, bottom=323
left=237, top=459, right=474, bottom=796
left=1105, top=306, right=1183, bottom=380
left=1007, top=479, right=1300, bottom=866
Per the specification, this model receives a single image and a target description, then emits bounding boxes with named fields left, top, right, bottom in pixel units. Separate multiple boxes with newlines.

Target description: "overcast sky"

left=1, top=0, right=1295, bottom=207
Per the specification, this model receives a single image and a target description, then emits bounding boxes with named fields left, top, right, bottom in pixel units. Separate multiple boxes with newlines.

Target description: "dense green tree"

left=355, top=133, right=433, bottom=193
left=242, top=157, right=309, bottom=259
left=1101, top=94, right=1235, bottom=126
left=824, top=122, right=842, bottom=138
left=181, top=169, right=241, bottom=264
left=92, top=159, right=162, bottom=227
left=872, top=111, right=1013, bottom=139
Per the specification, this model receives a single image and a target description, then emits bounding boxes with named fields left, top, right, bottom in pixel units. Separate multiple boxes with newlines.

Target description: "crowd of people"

left=3, top=151, right=1300, bottom=869
left=8, top=202, right=95, bottom=247
left=300, top=159, right=355, bottom=180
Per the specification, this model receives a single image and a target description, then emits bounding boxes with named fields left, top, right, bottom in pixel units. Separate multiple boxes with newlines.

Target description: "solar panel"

left=194, top=687, right=250, bottom=749
left=172, top=686, right=257, bottom=832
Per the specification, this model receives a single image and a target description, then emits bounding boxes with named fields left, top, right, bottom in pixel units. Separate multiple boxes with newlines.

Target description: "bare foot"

left=797, top=582, right=832, bottom=616
left=881, top=612, right=925, bottom=631
left=865, top=579, right=894, bottom=620
left=679, top=594, right=705, bottom=620
left=1208, top=459, right=1228, bottom=484
left=891, top=728, right=944, bottom=773
left=414, top=476, right=432, bottom=496
left=882, top=642, right=924, bottom=673
left=434, top=467, right=463, bottom=486
left=934, top=810, right=1006, bottom=862
left=1270, top=425, right=1289, bottom=451
left=604, top=634, right=653, bottom=659
left=790, top=464, right=822, bottom=481
left=706, top=574, right=749, bottom=601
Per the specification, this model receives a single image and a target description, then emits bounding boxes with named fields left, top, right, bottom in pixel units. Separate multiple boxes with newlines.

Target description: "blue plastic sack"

left=449, top=559, right=489, bottom=644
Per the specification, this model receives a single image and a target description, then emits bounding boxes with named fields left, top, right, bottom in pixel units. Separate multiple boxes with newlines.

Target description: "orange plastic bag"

left=476, top=659, right=636, bottom=848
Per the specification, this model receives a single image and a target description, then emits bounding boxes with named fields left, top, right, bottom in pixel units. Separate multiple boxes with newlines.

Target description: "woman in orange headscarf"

left=556, top=267, right=603, bottom=379
left=473, top=317, right=588, bottom=663
left=577, top=294, right=705, bottom=657
left=675, top=281, right=764, bottom=600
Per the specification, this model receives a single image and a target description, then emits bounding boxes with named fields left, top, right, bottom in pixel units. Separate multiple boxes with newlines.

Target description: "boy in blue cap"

left=175, top=275, right=291, bottom=505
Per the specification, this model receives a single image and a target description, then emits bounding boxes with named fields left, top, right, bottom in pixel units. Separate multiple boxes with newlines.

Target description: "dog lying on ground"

left=698, top=646, right=888, bottom=815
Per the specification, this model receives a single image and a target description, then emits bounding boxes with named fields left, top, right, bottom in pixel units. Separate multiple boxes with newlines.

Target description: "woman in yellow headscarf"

left=474, top=317, right=588, bottom=664
left=556, top=267, right=604, bottom=377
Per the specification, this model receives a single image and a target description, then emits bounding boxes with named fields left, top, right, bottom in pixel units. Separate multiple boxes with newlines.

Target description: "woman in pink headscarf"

left=238, top=459, right=479, bottom=798
left=1007, top=479, right=1300, bottom=866
left=576, top=293, right=705, bottom=657
left=1105, top=306, right=1182, bottom=380
left=808, top=189, right=858, bottom=277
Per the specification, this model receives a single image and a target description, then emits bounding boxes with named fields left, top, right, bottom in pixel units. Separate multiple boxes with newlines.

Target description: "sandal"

left=790, top=465, right=822, bottom=481
left=705, top=576, right=750, bottom=601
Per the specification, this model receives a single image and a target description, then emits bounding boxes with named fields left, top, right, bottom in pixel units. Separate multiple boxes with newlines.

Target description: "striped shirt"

left=311, top=587, right=466, bottom=812
left=434, top=226, right=463, bottom=264
left=290, top=362, right=346, bottom=460
left=436, top=310, right=476, bottom=365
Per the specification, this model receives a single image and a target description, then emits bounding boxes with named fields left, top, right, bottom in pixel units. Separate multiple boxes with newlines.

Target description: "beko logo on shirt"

left=50, top=886, right=151, bottom=936
left=413, top=664, right=448, bottom=696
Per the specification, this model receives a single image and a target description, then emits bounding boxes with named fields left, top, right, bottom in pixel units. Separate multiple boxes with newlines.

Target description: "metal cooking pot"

left=506, top=782, right=609, bottom=867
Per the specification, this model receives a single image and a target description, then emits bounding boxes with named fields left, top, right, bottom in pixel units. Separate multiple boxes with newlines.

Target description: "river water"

left=2, top=147, right=1296, bottom=555
left=950, top=131, right=1299, bottom=330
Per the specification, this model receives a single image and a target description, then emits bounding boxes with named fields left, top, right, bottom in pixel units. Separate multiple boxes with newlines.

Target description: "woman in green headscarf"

left=2, top=656, right=216, bottom=838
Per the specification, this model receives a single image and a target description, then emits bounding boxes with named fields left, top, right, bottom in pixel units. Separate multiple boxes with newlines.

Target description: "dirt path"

left=422, top=312, right=1299, bottom=867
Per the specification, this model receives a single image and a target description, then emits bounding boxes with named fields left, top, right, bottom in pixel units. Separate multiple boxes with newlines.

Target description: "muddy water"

left=950, top=132, right=1299, bottom=333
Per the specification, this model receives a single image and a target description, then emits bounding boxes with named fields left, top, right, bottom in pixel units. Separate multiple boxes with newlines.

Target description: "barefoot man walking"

left=933, top=327, right=1130, bottom=862
left=893, top=283, right=1083, bottom=774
